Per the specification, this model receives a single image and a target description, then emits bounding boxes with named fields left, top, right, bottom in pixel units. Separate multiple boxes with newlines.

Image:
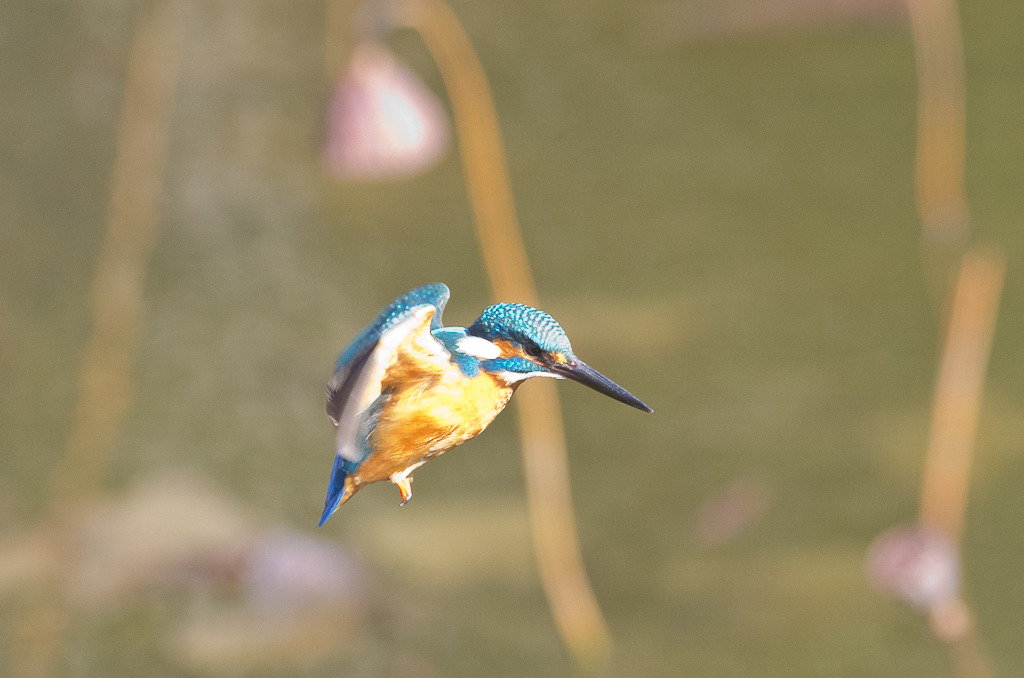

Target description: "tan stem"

left=918, top=248, right=1004, bottom=544
left=405, top=0, right=611, bottom=665
left=906, top=0, right=968, bottom=242
left=10, top=3, right=184, bottom=675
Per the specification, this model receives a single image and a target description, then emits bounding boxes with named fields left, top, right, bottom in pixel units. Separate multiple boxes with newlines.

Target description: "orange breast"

left=353, top=343, right=515, bottom=485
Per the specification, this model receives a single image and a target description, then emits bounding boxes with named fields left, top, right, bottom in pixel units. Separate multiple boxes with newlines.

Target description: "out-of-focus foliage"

left=1, top=0, right=1022, bottom=675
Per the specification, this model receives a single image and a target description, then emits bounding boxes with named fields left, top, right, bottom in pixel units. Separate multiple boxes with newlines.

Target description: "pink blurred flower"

left=240, top=530, right=365, bottom=613
left=324, top=41, right=450, bottom=180
left=866, top=524, right=959, bottom=609
left=694, top=476, right=772, bottom=544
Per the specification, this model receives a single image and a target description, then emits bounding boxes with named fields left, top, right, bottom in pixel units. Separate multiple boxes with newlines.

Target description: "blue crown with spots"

left=468, top=303, right=574, bottom=356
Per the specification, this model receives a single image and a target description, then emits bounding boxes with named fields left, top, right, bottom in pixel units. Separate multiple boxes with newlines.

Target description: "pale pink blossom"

left=866, top=524, right=959, bottom=609
left=324, top=41, right=450, bottom=180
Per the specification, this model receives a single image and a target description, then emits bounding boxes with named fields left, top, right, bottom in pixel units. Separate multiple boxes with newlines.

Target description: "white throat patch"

left=493, top=370, right=563, bottom=384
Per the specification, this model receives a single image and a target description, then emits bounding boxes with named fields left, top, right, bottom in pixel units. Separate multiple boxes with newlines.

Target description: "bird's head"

left=463, top=303, right=652, bottom=412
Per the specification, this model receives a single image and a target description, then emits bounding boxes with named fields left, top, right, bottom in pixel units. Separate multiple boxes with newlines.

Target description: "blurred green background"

left=1, top=0, right=1022, bottom=676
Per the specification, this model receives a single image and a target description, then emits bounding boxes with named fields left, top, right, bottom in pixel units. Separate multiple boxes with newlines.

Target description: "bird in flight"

left=319, top=283, right=652, bottom=525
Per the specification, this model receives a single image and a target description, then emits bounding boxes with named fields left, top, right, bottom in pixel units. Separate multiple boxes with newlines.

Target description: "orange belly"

left=353, top=362, right=515, bottom=486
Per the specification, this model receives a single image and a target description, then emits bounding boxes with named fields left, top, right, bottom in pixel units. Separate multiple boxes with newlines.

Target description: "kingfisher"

left=318, top=283, right=652, bottom=525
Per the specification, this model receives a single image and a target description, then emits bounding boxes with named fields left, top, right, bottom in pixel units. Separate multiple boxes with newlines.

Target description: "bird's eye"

left=523, top=343, right=544, bottom=359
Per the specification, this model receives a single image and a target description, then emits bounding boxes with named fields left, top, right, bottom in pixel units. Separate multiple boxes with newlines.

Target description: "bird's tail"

left=318, top=455, right=354, bottom=526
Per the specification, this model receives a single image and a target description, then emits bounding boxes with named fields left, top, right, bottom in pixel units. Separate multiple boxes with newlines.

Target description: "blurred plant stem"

left=328, top=0, right=612, bottom=666
left=907, top=3, right=999, bottom=676
left=906, top=3, right=1000, bottom=676
left=10, top=3, right=184, bottom=676
left=918, top=248, right=1002, bottom=678
left=906, top=0, right=969, bottom=301
left=408, top=0, right=537, bottom=301
left=409, top=0, right=612, bottom=666
left=918, top=249, right=1004, bottom=545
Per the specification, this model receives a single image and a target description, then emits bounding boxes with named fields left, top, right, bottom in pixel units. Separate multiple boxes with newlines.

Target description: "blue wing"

left=320, top=283, right=450, bottom=525
left=325, top=283, right=449, bottom=422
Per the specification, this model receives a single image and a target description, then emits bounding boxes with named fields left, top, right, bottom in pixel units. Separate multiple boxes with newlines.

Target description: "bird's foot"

left=391, top=461, right=426, bottom=506
left=391, top=473, right=413, bottom=506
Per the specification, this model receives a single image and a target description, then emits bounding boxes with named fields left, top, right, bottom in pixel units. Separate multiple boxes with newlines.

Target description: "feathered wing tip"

left=327, top=283, right=450, bottom=423
left=318, top=455, right=355, bottom=526
left=321, top=283, right=452, bottom=522
left=330, top=283, right=450, bottom=376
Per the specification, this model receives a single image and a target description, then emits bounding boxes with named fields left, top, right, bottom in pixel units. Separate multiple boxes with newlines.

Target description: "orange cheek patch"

left=493, top=339, right=522, bottom=358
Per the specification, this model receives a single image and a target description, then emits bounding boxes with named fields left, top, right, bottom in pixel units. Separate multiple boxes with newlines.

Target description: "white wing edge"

left=334, top=305, right=436, bottom=463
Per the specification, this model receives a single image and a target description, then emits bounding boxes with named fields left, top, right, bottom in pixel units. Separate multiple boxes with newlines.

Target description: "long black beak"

left=551, top=359, right=653, bottom=413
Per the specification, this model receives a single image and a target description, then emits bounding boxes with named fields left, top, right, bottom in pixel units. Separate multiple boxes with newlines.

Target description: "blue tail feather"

left=318, top=455, right=353, bottom=526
